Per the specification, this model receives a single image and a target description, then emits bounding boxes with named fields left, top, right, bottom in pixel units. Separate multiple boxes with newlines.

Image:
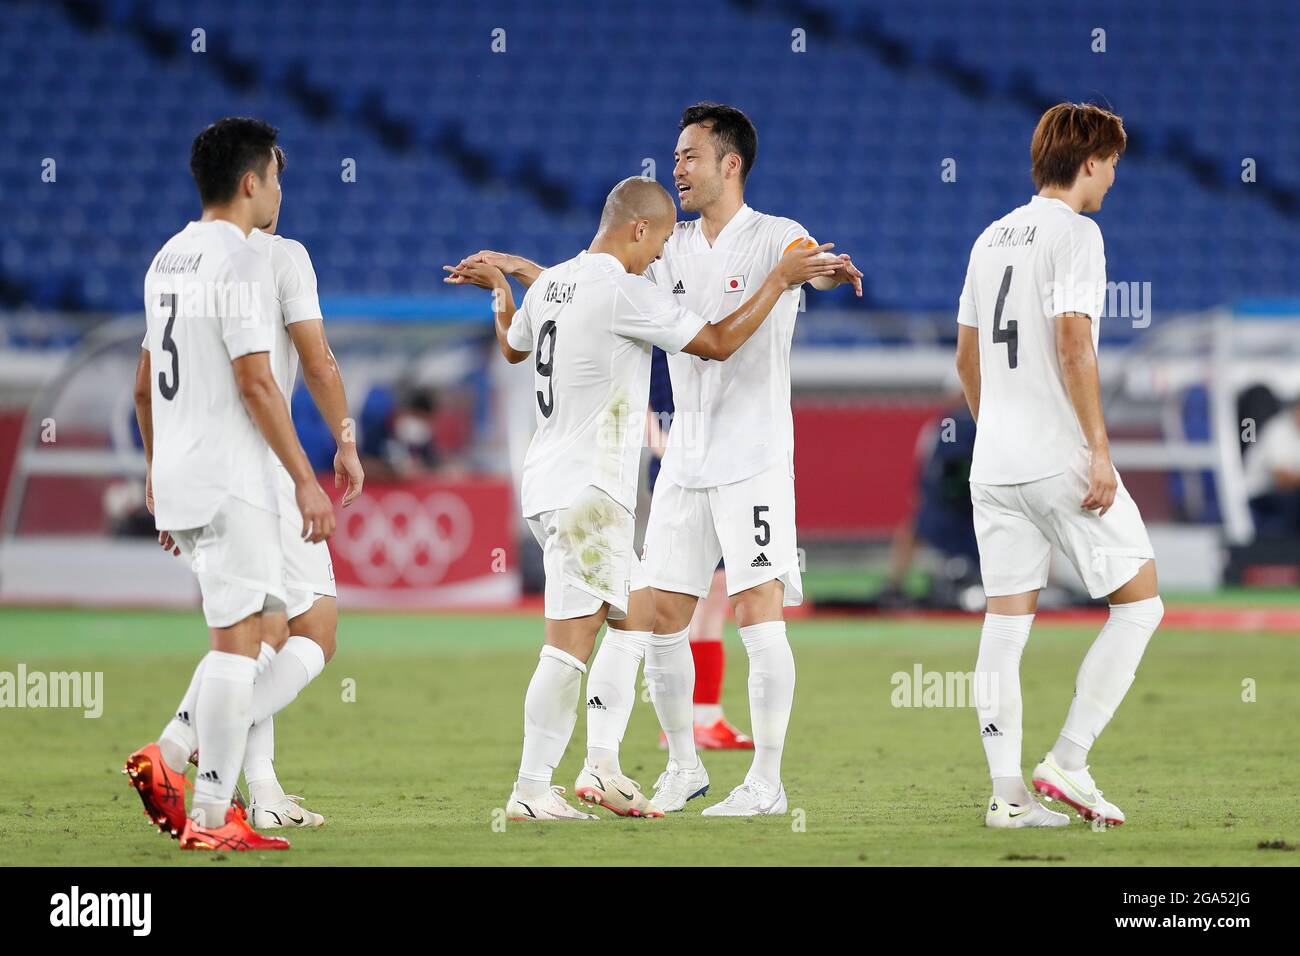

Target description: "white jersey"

left=143, top=220, right=279, bottom=529
left=247, top=229, right=323, bottom=404
left=507, top=250, right=707, bottom=517
left=647, top=204, right=810, bottom=488
left=958, top=195, right=1107, bottom=486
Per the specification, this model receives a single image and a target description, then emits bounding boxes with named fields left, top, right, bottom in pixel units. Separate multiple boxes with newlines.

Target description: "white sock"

left=248, top=635, right=325, bottom=724
left=243, top=642, right=283, bottom=803
left=585, top=628, right=648, bottom=775
left=693, top=703, right=723, bottom=726
left=159, top=656, right=205, bottom=773
left=739, top=621, right=795, bottom=790
left=643, top=626, right=697, bottom=769
left=974, top=613, right=1034, bottom=781
left=192, top=651, right=257, bottom=827
left=517, top=645, right=586, bottom=800
left=243, top=715, right=283, bottom=806
left=1052, top=596, right=1163, bottom=769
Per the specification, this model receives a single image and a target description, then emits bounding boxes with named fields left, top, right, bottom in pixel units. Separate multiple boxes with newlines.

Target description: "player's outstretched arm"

left=442, top=260, right=531, bottom=363
left=231, top=351, right=336, bottom=542
left=445, top=250, right=545, bottom=289
left=1056, top=312, right=1116, bottom=515
left=682, top=242, right=838, bottom=360
left=955, top=325, right=981, bottom=422
left=288, top=320, right=364, bottom=507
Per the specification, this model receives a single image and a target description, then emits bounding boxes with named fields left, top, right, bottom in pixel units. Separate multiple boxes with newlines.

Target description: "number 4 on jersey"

left=991, top=265, right=1018, bottom=369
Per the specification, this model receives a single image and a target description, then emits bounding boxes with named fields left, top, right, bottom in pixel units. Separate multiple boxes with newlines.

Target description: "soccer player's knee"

left=732, top=580, right=783, bottom=626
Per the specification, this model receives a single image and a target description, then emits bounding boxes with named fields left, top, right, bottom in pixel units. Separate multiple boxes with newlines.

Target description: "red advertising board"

left=326, top=477, right=518, bottom=606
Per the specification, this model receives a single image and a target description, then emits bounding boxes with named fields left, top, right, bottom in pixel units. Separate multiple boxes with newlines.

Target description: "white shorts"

left=643, top=461, right=803, bottom=606
left=170, top=496, right=287, bottom=629
left=526, top=486, right=645, bottom=621
left=971, top=450, right=1155, bottom=600
left=276, top=468, right=337, bottom=619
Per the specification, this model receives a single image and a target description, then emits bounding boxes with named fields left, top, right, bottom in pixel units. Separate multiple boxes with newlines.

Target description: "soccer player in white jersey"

left=127, top=118, right=335, bottom=851
left=151, top=143, right=365, bottom=829
left=446, top=177, right=836, bottom=820
left=955, top=103, right=1163, bottom=829
left=450, top=103, right=861, bottom=816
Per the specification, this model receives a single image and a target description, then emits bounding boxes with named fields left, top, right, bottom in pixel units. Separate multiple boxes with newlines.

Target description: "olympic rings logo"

left=332, top=490, right=474, bottom=587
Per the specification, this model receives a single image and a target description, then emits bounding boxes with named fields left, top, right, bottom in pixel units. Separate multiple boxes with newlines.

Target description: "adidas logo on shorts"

left=751, top=552, right=772, bottom=568
left=981, top=723, right=1002, bottom=738
left=586, top=696, right=606, bottom=711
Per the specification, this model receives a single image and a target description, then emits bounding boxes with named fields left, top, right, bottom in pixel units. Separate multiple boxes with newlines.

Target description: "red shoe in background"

left=658, top=718, right=756, bottom=751
left=696, top=718, right=754, bottom=750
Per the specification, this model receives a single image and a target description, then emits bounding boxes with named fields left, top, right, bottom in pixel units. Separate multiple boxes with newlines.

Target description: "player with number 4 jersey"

left=955, top=102, right=1163, bottom=829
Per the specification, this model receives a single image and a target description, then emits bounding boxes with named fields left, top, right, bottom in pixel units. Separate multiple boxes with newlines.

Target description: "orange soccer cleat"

left=123, top=743, right=190, bottom=838
left=179, top=806, right=290, bottom=851
left=695, top=718, right=754, bottom=750
left=658, top=718, right=756, bottom=751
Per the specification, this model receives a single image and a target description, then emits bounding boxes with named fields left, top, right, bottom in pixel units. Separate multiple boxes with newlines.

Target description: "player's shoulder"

left=747, top=208, right=807, bottom=240
left=663, top=219, right=697, bottom=251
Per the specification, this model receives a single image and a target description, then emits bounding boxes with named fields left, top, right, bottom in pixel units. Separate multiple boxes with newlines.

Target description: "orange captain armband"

left=783, top=236, right=819, bottom=254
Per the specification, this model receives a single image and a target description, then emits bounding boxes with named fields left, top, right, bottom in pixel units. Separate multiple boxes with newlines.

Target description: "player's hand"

left=157, top=530, right=180, bottom=557
left=828, top=254, right=864, bottom=297
left=295, top=479, right=335, bottom=543
left=145, top=467, right=155, bottom=516
left=774, top=241, right=839, bottom=288
left=462, top=250, right=521, bottom=276
left=1082, top=449, right=1118, bottom=516
left=334, top=444, right=365, bottom=507
left=442, top=260, right=507, bottom=290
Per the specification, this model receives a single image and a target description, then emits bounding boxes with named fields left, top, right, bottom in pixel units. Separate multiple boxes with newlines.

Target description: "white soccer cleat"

left=574, top=766, right=663, bottom=818
left=650, top=758, right=710, bottom=813
left=700, top=778, right=787, bottom=817
left=506, top=785, right=598, bottom=822
left=1032, top=754, right=1126, bottom=827
left=250, top=794, right=326, bottom=829
left=984, top=795, right=1070, bottom=828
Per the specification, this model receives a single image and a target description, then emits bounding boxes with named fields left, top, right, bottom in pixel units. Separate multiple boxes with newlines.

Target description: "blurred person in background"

left=878, top=401, right=980, bottom=609
left=1244, top=396, right=1300, bottom=538
left=359, top=386, right=444, bottom=479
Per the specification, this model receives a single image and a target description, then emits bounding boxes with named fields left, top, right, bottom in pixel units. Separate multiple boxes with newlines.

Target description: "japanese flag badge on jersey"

left=723, top=275, right=746, bottom=293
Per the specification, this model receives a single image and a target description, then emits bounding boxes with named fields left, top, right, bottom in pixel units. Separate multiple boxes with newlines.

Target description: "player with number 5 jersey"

left=444, top=176, right=837, bottom=821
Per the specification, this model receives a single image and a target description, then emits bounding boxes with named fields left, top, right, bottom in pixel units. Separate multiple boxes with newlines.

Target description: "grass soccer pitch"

left=1, top=606, right=1297, bottom=867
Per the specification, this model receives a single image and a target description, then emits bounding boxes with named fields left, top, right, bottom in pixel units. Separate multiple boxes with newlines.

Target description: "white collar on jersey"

left=694, top=202, right=754, bottom=248
left=188, top=219, right=249, bottom=242
left=1029, top=195, right=1075, bottom=213
left=579, top=249, right=625, bottom=273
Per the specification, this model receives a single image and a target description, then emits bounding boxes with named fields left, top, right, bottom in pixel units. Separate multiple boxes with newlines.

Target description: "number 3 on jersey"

left=991, top=265, right=1018, bottom=369
left=535, top=319, right=557, bottom=418
left=157, top=292, right=180, bottom=400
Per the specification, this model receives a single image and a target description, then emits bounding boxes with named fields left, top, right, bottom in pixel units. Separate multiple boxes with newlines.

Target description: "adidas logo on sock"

left=586, top=696, right=606, bottom=710
left=672, top=280, right=685, bottom=294
left=750, top=552, right=772, bottom=568
left=175, top=710, right=191, bottom=725
left=197, top=770, right=221, bottom=784
left=981, top=723, right=1003, bottom=738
